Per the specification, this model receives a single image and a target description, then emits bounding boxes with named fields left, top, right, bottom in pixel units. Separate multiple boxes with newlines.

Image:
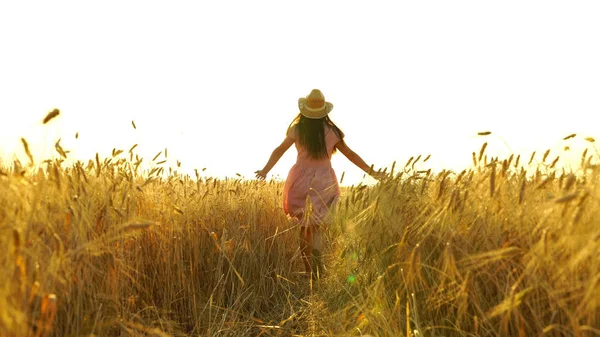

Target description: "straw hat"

left=298, top=89, right=333, bottom=119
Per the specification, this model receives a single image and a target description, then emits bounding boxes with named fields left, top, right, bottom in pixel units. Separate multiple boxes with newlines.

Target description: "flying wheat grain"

left=43, top=109, right=60, bottom=124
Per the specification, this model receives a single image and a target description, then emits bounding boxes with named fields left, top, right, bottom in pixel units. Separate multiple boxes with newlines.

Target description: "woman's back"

left=287, top=124, right=342, bottom=167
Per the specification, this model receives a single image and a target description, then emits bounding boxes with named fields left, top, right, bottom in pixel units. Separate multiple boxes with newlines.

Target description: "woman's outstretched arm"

left=255, top=136, right=295, bottom=180
left=335, top=141, right=385, bottom=179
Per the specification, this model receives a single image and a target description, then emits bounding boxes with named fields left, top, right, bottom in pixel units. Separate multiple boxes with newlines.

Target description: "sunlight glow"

left=1, top=1, right=599, bottom=185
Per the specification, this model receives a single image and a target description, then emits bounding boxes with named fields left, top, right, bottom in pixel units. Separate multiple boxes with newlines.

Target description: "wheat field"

left=1, top=131, right=599, bottom=336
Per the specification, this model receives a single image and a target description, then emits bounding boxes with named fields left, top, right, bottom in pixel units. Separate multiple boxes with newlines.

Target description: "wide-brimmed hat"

left=298, top=89, right=333, bottom=119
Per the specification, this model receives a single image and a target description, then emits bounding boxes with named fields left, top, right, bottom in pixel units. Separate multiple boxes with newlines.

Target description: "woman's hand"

left=370, top=170, right=389, bottom=181
left=255, top=170, right=267, bottom=180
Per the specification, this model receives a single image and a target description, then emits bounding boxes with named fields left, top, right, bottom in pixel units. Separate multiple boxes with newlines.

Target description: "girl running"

left=255, top=89, right=384, bottom=279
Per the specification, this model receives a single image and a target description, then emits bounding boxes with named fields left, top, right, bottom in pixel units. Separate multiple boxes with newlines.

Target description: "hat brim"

left=298, top=98, right=333, bottom=119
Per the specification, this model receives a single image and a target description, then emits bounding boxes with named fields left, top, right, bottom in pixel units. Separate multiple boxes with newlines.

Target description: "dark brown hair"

left=287, top=114, right=344, bottom=159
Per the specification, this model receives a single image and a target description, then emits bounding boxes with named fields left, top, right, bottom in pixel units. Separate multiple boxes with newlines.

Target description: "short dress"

left=283, top=124, right=343, bottom=227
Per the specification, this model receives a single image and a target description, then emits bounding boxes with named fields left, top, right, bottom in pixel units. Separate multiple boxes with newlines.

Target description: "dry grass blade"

left=536, top=177, right=551, bottom=190
left=152, top=151, right=162, bottom=161
left=95, top=152, right=102, bottom=176
left=585, top=137, right=595, bottom=143
left=132, top=120, right=136, bottom=129
left=77, top=164, right=88, bottom=183
left=437, top=175, right=447, bottom=200
left=52, top=163, right=61, bottom=189
left=39, top=293, right=58, bottom=335
left=21, top=138, right=34, bottom=165
left=563, top=174, right=576, bottom=192
left=42, top=108, right=60, bottom=124
left=406, top=299, right=411, bottom=337
left=461, top=246, right=521, bottom=270
left=555, top=193, right=578, bottom=204
left=209, top=231, right=246, bottom=287
left=519, top=177, right=526, bottom=204
left=29, top=281, right=40, bottom=305
left=112, top=148, right=124, bottom=157
left=479, top=143, right=488, bottom=162
left=142, top=176, right=155, bottom=187
left=581, top=149, right=589, bottom=168
left=122, top=222, right=155, bottom=232
left=487, top=288, right=533, bottom=318
left=120, top=321, right=171, bottom=337
left=412, top=155, right=422, bottom=169
left=12, top=159, right=24, bottom=176
left=478, top=131, right=492, bottom=136
left=490, top=163, right=496, bottom=197
left=55, top=139, right=68, bottom=159
left=13, top=228, right=21, bottom=252
left=507, top=154, right=514, bottom=167
left=455, top=170, right=466, bottom=185
left=173, top=205, right=184, bottom=215
left=148, top=167, right=159, bottom=177
left=563, top=133, right=576, bottom=140
left=528, top=151, right=536, bottom=165
left=542, top=149, right=551, bottom=163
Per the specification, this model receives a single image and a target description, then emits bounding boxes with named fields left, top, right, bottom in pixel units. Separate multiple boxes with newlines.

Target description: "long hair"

left=287, top=114, right=345, bottom=159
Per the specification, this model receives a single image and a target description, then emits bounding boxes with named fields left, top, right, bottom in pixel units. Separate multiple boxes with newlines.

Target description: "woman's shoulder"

left=286, top=123, right=298, bottom=139
left=326, top=123, right=345, bottom=140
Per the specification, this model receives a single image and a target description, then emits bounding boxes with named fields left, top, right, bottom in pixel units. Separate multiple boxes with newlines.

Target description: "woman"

left=255, top=89, right=384, bottom=279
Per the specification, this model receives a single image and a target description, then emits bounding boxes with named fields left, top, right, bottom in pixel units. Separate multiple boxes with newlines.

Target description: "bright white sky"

left=1, top=1, right=599, bottom=185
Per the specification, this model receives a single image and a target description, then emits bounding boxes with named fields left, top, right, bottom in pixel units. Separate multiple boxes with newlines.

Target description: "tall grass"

left=323, top=140, right=600, bottom=336
left=1, top=135, right=599, bottom=336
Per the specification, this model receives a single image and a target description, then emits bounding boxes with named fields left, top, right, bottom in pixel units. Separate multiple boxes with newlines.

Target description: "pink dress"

left=283, top=124, right=342, bottom=227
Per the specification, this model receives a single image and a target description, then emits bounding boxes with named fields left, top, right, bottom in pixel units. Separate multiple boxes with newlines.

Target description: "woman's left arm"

left=255, top=136, right=295, bottom=180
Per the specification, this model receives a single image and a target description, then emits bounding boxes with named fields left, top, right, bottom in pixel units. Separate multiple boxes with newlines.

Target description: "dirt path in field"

left=264, top=248, right=344, bottom=337
left=273, top=275, right=331, bottom=337
left=248, top=233, right=346, bottom=336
